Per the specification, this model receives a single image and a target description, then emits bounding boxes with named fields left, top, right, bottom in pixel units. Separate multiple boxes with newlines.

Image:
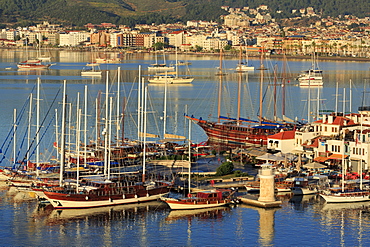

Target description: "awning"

left=327, top=154, right=348, bottom=160
left=314, top=156, right=329, bottom=162
left=256, top=153, right=285, bottom=161
left=303, top=162, right=327, bottom=169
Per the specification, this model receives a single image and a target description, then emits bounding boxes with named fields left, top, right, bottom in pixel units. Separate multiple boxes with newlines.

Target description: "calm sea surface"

left=1, top=50, right=370, bottom=246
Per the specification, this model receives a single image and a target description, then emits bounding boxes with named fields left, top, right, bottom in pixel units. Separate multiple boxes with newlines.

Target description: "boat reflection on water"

left=321, top=201, right=370, bottom=212
left=165, top=206, right=230, bottom=222
left=37, top=201, right=168, bottom=225
left=320, top=201, right=370, bottom=246
left=289, top=194, right=319, bottom=211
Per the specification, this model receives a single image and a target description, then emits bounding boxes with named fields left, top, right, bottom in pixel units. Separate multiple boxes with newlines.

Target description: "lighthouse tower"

left=258, top=163, right=276, bottom=202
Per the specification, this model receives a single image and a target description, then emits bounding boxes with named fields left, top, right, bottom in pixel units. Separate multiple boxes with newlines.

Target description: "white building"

left=267, top=130, right=296, bottom=153
left=59, top=31, right=90, bottom=46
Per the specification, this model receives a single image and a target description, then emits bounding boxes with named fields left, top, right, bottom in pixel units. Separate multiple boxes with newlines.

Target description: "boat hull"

left=148, top=77, right=194, bottom=84
left=291, top=187, right=318, bottom=195
left=44, top=187, right=170, bottom=209
left=81, top=71, right=102, bottom=77
left=236, top=65, right=254, bottom=72
left=320, top=192, right=370, bottom=203
left=164, top=198, right=230, bottom=210
left=298, top=78, right=323, bottom=86
left=196, top=120, right=284, bottom=148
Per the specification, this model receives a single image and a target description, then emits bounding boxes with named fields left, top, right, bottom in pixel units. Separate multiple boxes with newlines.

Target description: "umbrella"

left=256, top=153, right=285, bottom=162
left=303, top=162, right=327, bottom=169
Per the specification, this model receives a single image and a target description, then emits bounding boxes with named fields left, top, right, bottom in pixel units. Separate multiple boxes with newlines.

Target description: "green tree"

left=194, top=45, right=203, bottom=52
left=224, top=44, right=232, bottom=50
left=216, top=161, right=234, bottom=176
left=153, top=42, right=164, bottom=50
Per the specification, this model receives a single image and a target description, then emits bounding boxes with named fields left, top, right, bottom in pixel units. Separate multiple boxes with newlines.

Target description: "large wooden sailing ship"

left=187, top=51, right=296, bottom=148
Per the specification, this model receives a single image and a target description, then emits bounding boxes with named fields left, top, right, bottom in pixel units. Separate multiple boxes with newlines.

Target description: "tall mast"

left=59, top=80, right=67, bottom=186
left=273, top=64, right=278, bottom=121
left=13, top=109, right=17, bottom=167
left=316, top=87, right=320, bottom=120
left=122, top=97, right=126, bottom=143
left=360, top=114, right=363, bottom=190
left=108, top=97, right=113, bottom=179
left=27, top=93, right=32, bottom=164
left=217, top=49, right=223, bottom=123
left=237, top=71, right=241, bottom=125
left=282, top=53, right=287, bottom=120
left=308, top=81, right=311, bottom=123
left=76, top=108, right=81, bottom=192
left=104, top=71, right=109, bottom=176
left=258, top=48, right=266, bottom=124
left=343, top=88, right=346, bottom=115
left=75, top=92, right=80, bottom=159
left=335, top=82, right=339, bottom=114
left=142, top=85, right=148, bottom=183
left=36, top=78, right=40, bottom=177
left=55, top=109, right=59, bottom=162
left=349, top=79, right=352, bottom=115
left=140, top=77, right=145, bottom=141
left=116, top=67, right=121, bottom=147
left=96, top=91, right=101, bottom=145
left=163, top=74, right=168, bottom=138
left=188, top=117, right=192, bottom=195
left=84, top=85, right=88, bottom=167
left=137, top=65, right=141, bottom=141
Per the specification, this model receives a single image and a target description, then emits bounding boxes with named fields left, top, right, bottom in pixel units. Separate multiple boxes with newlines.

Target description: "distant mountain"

left=0, top=0, right=369, bottom=27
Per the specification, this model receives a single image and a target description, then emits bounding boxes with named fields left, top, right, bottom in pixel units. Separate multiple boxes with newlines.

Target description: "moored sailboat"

left=81, top=63, right=102, bottom=76
left=235, top=46, right=254, bottom=72
left=163, top=189, right=234, bottom=210
left=320, top=133, right=370, bottom=203
left=148, top=50, right=193, bottom=84
left=18, top=59, right=51, bottom=70
left=297, top=52, right=323, bottom=86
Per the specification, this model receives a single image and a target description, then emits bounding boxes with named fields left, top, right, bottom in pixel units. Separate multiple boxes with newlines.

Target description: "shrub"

left=216, top=161, right=234, bottom=176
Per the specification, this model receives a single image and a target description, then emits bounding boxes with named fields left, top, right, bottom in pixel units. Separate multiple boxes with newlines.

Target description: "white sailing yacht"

left=320, top=131, right=370, bottom=203
left=148, top=50, right=193, bottom=84
left=297, top=52, right=323, bottom=86
left=235, top=46, right=254, bottom=72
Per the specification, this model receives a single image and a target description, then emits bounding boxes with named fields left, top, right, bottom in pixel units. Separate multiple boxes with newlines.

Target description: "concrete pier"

left=239, top=162, right=282, bottom=208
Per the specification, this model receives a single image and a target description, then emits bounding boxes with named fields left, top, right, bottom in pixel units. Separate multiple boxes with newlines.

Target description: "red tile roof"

left=268, top=130, right=295, bottom=140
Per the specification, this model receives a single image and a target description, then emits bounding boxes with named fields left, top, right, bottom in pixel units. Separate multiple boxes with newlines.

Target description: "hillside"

left=0, top=0, right=369, bottom=27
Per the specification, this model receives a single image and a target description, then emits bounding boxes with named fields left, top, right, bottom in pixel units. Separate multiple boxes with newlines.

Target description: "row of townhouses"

left=267, top=108, right=370, bottom=172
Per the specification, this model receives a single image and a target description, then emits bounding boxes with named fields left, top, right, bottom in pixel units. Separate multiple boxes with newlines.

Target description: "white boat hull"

left=148, top=66, right=174, bottom=72
left=148, top=77, right=194, bottom=84
left=320, top=193, right=370, bottom=203
left=236, top=65, right=254, bottom=72
left=81, top=71, right=102, bottom=77
left=299, top=78, right=323, bottom=86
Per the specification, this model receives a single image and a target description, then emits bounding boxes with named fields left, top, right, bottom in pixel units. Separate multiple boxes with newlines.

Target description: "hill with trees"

left=0, top=0, right=369, bottom=27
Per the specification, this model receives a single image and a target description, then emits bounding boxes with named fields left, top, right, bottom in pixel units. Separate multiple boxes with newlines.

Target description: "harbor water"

left=2, top=186, right=370, bottom=246
left=1, top=49, right=370, bottom=246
